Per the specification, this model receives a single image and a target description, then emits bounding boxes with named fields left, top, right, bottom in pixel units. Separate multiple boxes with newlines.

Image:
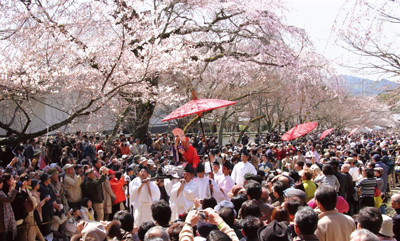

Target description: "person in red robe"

left=174, top=137, right=200, bottom=168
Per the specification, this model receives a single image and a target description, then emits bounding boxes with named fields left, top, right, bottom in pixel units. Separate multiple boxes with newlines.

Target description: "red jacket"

left=110, top=177, right=126, bottom=204
left=119, top=145, right=130, bottom=155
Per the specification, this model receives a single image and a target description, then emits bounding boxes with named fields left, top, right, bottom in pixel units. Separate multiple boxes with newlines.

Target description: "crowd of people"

left=0, top=129, right=400, bottom=241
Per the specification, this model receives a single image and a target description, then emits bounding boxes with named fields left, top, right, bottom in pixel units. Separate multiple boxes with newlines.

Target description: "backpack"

left=386, top=156, right=395, bottom=174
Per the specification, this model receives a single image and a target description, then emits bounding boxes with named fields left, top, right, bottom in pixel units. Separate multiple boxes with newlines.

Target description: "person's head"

left=245, top=181, right=262, bottom=200
left=181, top=137, right=190, bottom=151
left=294, top=161, right=304, bottom=171
left=363, top=168, right=374, bottom=178
left=341, top=164, right=350, bottom=173
left=390, top=194, right=400, bottom=209
left=30, top=179, right=40, bottom=190
left=374, top=167, right=383, bottom=177
left=113, top=210, right=135, bottom=233
left=283, top=196, right=305, bottom=221
left=271, top=206, right=290, bottom=222
left=167, top=223, right=184, bottom=241
left=218, top=207, right=235, bottom=227
left=212, top=161, right=220, bottom=173
left=294, top=206, right=318, bottom=236
left=302, top=169, right=313, bottom=181
left=72, top=207, right=80, bottom=217
left=183, top=165, right=194, bottom=182
left=40, top=173, right=51, bottom=186
left=272, top=180, right=286, bottom=198
left=240, top=199, right=260, bottom=218
left=241, top=216, right=262, bottom=239
left=314, top=185, right=337, bottom=211
left=138, top=166, right=149, bottom=180
left=93, top=159, right=102, bottom=169
left=151, top=200, right=171, bottom=227
left=144, top=226, right=169, bottom=241
left=356, top=207, right=383, bottom=234
left=257, top=220, right=292, bottom=241
left=231, top=194, right=248, bottom=217
left=138, top=221, right=156, bottom=241
left=206, top=230, right=231, bottom=241
left=202, top=196, right=217, bottom=210
left=196, top=163, right=205, bottom=178
left=350, top=229, right=379, bottom=241
left=322, top=164, right=335, bottom=175
left=241, top=152, right=249, bottom=163
left=81, top=197, right=92, bottom=208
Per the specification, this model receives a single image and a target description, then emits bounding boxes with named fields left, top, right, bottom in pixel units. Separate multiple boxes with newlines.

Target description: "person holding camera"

left=129, top=164, right=160, bottom=226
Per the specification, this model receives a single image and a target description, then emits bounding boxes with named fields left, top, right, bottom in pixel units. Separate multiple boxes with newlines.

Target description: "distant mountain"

left=343, top=75, right=400, bottom=95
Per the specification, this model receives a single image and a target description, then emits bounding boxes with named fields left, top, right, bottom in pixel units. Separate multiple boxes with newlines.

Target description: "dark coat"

left=11, top=189, right=29, bottom=221
left=335, top=172, right=348, bottom=200
left=86, top=175, right=106, bottom=203
left=393, top=209, right=400, bottom=240
left=39, top=183, right=57, bottom=217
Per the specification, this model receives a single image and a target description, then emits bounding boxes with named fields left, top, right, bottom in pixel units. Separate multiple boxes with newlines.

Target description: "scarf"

left=88, top=207, right=93, bottom=220
left=0, top=190, right=17, bottom=238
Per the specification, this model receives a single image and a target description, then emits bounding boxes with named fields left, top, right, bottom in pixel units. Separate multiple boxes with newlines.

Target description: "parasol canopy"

left=319, top=128, right=334, bottom=140
left=162, top=91, right=236, bottom=134
left=281, top=122, right=318, bottom=141
left=348, top=128, right=358, bottom=137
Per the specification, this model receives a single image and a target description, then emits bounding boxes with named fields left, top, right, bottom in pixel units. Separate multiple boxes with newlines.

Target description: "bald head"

left=392, top=194, right=400, bottom=203
left=278, top=176, right=290, bottom=186
left=341, top=164, right=350, bottom=173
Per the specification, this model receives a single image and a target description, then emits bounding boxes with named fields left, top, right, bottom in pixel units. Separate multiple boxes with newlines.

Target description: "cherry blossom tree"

left=0, top=0, right=330, bottom=144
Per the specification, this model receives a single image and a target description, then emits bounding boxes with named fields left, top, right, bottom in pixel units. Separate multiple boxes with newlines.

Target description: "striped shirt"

left=356, top=177, right=377, bottom=197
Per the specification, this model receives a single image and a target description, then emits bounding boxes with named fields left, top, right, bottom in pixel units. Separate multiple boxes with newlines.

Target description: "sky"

left=285, top=0, right=377, bottom=80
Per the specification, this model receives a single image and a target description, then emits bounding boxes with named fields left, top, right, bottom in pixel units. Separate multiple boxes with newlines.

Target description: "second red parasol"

left=319, top=128, right=334, bottom=140
left=281, top=122, right=318, bottom=141
left=348, top=128, right=358, bottom=137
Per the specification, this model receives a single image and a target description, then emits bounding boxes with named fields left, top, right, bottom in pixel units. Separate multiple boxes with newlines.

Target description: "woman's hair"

left=364, top=168, right=374, bottom=178
left=168, top=223, right=184, bottom=241
left=240, top=200, right=261, bottom=219
left=272, top=206, right=290, bottom=223
left=231, top=194, right=248, bottom=217
left=206, top=230, right=231, bottom=241
left=322, top=164, right=335, bottom=175
left=107, top=220, right=123, bottom=240
left=202, top=196, right=217, bottom=210
left=81, top=197, right=91, bottom=208
left=1, top=173, right=12, bottom=194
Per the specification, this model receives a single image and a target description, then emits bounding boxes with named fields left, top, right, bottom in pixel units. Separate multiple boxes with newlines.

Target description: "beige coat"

left=64, top=173, right=83, bottom=203
left=315, top=209, right=356, bottom=241
left=102, top=178, right=116, bottom=214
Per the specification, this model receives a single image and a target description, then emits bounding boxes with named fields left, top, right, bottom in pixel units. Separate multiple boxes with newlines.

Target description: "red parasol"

left=319, top=128, right=334, bottom=140
left=348, top=128, right=358, bottom=137
left=281, top=122, right=318, bottom=141
left=162, top=91, right=236, bottom=134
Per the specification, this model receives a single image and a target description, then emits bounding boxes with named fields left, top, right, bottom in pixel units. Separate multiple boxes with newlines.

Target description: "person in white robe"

left=170, top=164, right=198, bottom=221
left=215, top=161, right=235, bottom=198
left=193, top=163, right=225, bottom=203
left=231, top=150, right=257, bottom=187
left=129, top=165, right=160, bottom=226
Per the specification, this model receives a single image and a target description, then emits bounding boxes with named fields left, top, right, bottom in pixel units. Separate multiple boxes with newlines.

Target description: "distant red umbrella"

left=281, top=122, right=318, bottom=141
left=319, top=128, right=334, bottom=140
left=348, top=128, right=358, bottom=137
left=162, top=91, right=236, bottom=134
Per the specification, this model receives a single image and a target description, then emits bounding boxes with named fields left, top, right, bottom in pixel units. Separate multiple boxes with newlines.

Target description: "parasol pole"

left=191, top=91, right=205, bottom=136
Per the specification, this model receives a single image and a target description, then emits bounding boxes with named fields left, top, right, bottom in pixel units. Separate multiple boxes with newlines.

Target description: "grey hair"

left=144, top=226, right=169, bottom=241
left=350, top=229, right=379, bottom=241
left=392, top=194, right=400, bottom=204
